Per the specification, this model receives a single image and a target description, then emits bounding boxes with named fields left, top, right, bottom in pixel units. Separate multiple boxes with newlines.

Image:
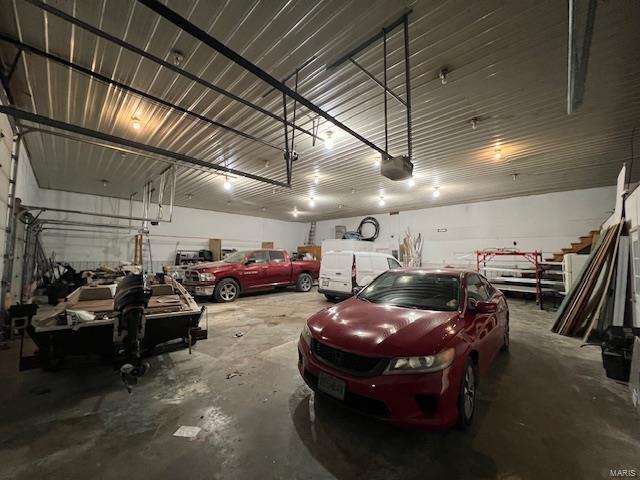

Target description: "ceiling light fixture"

left=223, top=176, right=232, bottom=191
left=101, top=179, right=109, bottom=188
left=433, top=186, right=441, bottom=198
left=338, top=204, right=343, bottom=209
left=187, top=193, right=193, bottom=200
left=378, top=196, right=385, bottom=207
left=131, top=115, right=141, bottom=130
left=293, top=207, right=299, bottom=218
left=324, top=131, right=334, bottom=149
left=408, top=177, right=416, bottom=188
left=309, top=196, right=316, bottom=207
left=172, top=49, right=184, bottom=66
left=470, top=117, right=478, bottom=130
left=494, top=148, right=502, bottom=160
left=438, top=68, right=449, bottom=85
left=314, top=173, right=320, bottom=185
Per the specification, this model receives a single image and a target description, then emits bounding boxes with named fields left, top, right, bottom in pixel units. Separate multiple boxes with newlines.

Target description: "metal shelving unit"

left=476, top=249, right=545, bottom=308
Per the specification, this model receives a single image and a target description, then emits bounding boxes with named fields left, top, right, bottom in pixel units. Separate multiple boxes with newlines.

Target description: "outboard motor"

left=114, top=273, right=151, bottom=392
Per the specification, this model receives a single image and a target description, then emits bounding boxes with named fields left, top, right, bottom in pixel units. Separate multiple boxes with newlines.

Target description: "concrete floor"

left=0, top=288, right=638, bottom=480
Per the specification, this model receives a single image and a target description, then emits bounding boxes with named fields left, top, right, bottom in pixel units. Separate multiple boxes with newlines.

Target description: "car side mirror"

left=475, top=301, right=497, bottom=314
left=352, top=286, right=363, bottom=295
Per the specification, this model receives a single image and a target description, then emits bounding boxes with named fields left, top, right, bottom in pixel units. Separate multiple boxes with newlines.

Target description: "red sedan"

left=297, top=269, right=509, bottom=430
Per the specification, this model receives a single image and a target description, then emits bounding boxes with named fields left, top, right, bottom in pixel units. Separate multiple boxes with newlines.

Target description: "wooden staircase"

left=546, top=230, right=600, bottom=262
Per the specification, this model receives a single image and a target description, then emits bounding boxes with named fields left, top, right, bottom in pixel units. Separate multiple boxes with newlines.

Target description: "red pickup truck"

left=183, top=249, right=320, bottom=303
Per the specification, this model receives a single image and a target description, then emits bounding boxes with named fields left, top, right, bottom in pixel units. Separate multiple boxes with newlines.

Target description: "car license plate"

left=322, top=279, right=329, bottom=287
left=318, top=372, right=346, bottom=400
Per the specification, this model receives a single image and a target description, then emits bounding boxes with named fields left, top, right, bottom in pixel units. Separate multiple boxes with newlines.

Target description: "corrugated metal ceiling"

left=0, top=0, right=639, bottom=221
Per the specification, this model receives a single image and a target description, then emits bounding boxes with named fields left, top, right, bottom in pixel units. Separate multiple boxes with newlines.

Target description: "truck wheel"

left=296, top=273, right=313, bottom=292
left=214, top=279, right=240, bottom=303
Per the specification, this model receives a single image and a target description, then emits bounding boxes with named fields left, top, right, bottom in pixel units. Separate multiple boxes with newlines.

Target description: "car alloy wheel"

left=463, top=364, right=475, bottom=419
left=301, top=276, right=312, bottom=291
left=501, top=319, right=510, bottom=352
left=220, top=283, right=237, bottom=301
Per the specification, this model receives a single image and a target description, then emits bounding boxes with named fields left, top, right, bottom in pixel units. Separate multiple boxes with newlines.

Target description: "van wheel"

left=296, top=273, right=313, bottom=292
left=214, top=279, right=239, bottom=302
left=455, top=357, right=478, bottom=430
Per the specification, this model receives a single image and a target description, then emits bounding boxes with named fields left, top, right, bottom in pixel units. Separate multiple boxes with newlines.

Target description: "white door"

left=630, top=229, right=640, bottom=327
left=319, top=252, right=353, bottom=294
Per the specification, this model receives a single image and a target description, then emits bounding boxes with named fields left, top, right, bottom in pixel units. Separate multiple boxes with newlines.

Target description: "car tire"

left=456, top=357, right=478, bottom=430
left=214, top=278, right=240, bottom=303
left=500, top=317, right=510, bottom=352
left=296, top=273, right=313, bottom=292
left=324, top=294, right=338, bottom=302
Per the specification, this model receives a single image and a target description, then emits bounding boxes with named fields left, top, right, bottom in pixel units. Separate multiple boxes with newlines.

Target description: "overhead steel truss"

left=327, top=11, right=413, bottom=161
left=4, top=0, right=409, bottom=190
left=0, top=105, right=290, bottom=188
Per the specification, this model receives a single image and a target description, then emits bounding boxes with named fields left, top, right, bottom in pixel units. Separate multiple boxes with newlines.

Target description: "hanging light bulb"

left=494, top=148, right=502, bottom=160
left=378, top=196, right=385, bottom=207
left=309, top=196, right=315, bottom=207
left=293, top=207, right=299, bottom=218
left=408, top=177, right=416, bottom=188
left=223, top=176, right=232, bottom=191
left=131, top=115, right=141, bottom=130
left=314, top=173, right=320, bottom=185
left=324, top=131, right=334, bottom=149
left=433, top=186, right=441, bottom=198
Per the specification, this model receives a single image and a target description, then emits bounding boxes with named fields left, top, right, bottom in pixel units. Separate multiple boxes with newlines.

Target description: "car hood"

left=191, top=261, right=239, bottom=272
left=307, top=297, right=464, bottom=357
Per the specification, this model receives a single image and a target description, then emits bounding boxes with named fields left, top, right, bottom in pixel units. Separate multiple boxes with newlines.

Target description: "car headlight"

left=301, top=323, right=312, bottom=346
left=198, top=272, right=215, bottom=282
left=383, top=348, right=455, bottom=375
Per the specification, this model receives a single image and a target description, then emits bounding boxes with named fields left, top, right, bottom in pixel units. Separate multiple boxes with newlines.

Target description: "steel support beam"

left=137, top=0, right=391, bottom=158
left=327, top=12, right=411, bottom=70
left=349, top=58, right=407, bottom=107
left=0, top=34, right=280, bottom=151
left=24, top=0, right=321, bottom=143
left=0, top=105, right=289, bottom=188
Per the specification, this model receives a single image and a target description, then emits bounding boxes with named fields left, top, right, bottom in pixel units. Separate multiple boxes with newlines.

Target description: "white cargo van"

left=318, top=251, right=402, bottom=300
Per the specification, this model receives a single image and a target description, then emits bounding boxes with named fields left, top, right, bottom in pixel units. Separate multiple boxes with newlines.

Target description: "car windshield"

left=358, top=271, right=460, bottom=311
left=223, top=251, right=249, bottom=263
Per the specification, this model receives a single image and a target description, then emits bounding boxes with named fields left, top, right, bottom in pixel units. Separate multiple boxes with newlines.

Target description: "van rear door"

left=319, top=252, right=353, bottom=294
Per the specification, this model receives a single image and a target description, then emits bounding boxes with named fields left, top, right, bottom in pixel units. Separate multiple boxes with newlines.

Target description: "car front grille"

left=303, top=370, right=390, bottom=417
left=311, top=338, right=388, bottom=377
left=185, top=271, right=200, bottom=283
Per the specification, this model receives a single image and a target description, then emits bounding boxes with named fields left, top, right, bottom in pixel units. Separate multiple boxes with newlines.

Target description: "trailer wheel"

left=296, top=273, right=313, bottom=292
left=214, top=278, right=240, bottom=302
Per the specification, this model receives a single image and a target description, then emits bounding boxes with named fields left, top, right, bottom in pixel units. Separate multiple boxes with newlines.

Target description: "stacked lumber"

left=551, top=222, right=624, bottom=338
left=402, top=229, right=423, bottom=267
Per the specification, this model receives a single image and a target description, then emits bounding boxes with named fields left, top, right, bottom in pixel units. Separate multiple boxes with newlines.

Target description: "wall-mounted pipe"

left=22, top=205, right=165, bottom=224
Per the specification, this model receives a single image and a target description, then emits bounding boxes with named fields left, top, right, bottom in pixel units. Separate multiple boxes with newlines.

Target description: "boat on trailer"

left=26, top=274, right=207, bottom=369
